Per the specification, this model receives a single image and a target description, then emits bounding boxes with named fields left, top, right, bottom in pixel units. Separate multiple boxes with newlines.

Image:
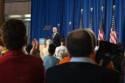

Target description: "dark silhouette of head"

left=1, top=19, right=26, bottom=50
left=60, top=38, right=65, bottom=46
left=66, top=29, right=95, bottom=57
left=48, top=43, right=56, bottom=55
left=101, top=56, right=112, bottom=67
left=84, top=28, right=97, bottom=49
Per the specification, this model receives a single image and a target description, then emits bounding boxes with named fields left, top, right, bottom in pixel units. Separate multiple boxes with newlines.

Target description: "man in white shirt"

left=55, top=38, right=68, bottom=60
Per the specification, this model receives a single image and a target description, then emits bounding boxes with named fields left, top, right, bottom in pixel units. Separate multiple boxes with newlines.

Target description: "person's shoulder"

left=43, top=55, right=51, bottom=60
left=23, top=55, right=43, bottom=64
left=0, top=56, right=11, bottom=63
left=0, top=54, right=43, bottom=66
left=59, top=46, right=65, bottom=49
left=92, top=64, right=117, bottom=78
left=55, top=46, right=60, bottom=50
left=88, top=63, right=119, bottom=83
left=76, top=63, right=114, bottom=75
left=51, top=56, right=59, bottom=60
left=90, top=63, right=111, bottom=72
left=47, top=63, right=69, bottom=71
left=97, top=66, right=119, bottom=83
left=47, top=62, right=110, bottom=72
left=43, top=55, right=49, bottom=58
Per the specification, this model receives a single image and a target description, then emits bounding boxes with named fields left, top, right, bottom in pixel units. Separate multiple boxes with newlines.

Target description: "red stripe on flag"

left=109, top=28, right=117, bottom=44
left=98, top=28, right=104, bottom=41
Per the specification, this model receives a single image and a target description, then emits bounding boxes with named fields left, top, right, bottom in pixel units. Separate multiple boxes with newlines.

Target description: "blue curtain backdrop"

left=121, top=0, right=125, bottom=49
left=31, top=0, right=125, bottom=48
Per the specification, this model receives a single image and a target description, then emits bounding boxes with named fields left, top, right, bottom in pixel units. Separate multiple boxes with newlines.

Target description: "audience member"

left=0, top=39, right=7, bottom=56
left=0, top=19, right=44, bottom=83
left=98, top=56, right=120, bottom=83
left=58, top=53, right=71, bottom=64
left=55, top=38, right=68, bottom=60
left=99, top=56, right=115, bottom=70
left=30, top=39, right=40, bottom=57
left=43, top=43, right=59, bottom=70
left=121, top=55, right=125, bottom=83
left=46, top=29, right=118, bottom=83
left=41, top=39, right=52, bottom=59
left=96, top=41, right=124, bottom=72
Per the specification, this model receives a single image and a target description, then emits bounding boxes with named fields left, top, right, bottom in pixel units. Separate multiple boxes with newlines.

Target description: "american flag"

left=98, top=27, right=104, bottom=41
left=109, top=5, right=117, bottom=44
left=109, top=27, right=117, bottom=44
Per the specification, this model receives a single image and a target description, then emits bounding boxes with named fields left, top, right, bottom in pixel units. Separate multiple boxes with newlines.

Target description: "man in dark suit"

left=46, top=29, right=118, bottom=83
left=52, top=27, right=61, bottom=47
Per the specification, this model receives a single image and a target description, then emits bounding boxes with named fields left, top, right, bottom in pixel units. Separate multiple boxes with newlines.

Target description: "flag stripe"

left=109, top=28, right=117, bottom=44
left=98, top=27, right=104, bottom=41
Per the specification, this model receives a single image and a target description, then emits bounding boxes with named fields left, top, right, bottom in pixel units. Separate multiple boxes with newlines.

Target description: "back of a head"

left=96, top=41, right=124, bottom=71
left=48, top=43, right=56, bottom=55
left=66, top=29, right=94, bottom=57
left=60, top=38, right=65, bottom=45
left=101, top=56, right=112, bottom=67
left=1, top=19, right=26, bottom=50
left=84, top=28, right=97, bottom=49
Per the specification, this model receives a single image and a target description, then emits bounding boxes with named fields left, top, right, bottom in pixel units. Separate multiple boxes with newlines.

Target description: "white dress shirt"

left=52, top=32, right=57, bottom=39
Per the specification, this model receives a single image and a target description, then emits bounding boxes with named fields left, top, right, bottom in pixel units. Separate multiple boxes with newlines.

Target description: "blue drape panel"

left=121, top=0, right=125, bottom=48
left=31, top=0, right=42, bottom=40
left=73, top=0, right=81, bottom=29
left=31, top=0, right=125, bottom=48
left=105, top=0, right=113, bottom=41
left=114, top=0, right=125, bottom=48
left=92, top=0, right=100, bottom=36
left=62, top=0, right=74, bottom=37
left=82, top=0, right=89, bottom=28
left=56, top=0, right=64, bottom=36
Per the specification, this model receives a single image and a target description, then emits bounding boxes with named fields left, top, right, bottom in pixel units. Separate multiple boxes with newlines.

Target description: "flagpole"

left=101, top=6, right=104, bottom=28
left=80, top=0, right=83, bottom=29
left=98, top=1, right=104, bottom=42
left=110, top=0, right=117, bottom=44
left=89, top=7, right=93, bottom=29
left=80, top=9, right=83, bottom=29
left=112, top=5, right=115, bottom=29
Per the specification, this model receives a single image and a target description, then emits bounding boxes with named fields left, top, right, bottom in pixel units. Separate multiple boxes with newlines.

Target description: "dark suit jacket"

left=46, top=62, right=118, bottom=83
left=52, top=33, right=61, bottom=47
left=0, top=50, right=44, bottom=83
left=121, top=58, right=125, bottom=83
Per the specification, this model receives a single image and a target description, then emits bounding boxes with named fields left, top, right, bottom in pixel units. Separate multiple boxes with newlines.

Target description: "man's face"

left=53, top=27, right=57, bottom=33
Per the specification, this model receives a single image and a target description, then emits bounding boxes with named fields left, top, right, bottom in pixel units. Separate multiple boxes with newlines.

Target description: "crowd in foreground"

left=0, top=19, right=123, bottom=83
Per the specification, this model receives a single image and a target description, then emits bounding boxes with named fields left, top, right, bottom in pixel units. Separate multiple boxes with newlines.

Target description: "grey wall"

left=5, top=1, right=31, bottom=15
